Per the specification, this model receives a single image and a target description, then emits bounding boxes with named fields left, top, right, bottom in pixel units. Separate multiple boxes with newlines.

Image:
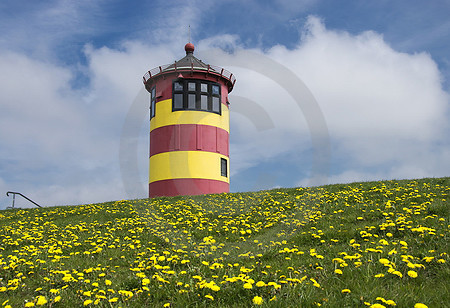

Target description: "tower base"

left=149, top=179, right=229, bottom=198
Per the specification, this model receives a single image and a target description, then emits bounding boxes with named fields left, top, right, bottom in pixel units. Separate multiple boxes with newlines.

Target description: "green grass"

left=0, top=177, right=449, bottom=307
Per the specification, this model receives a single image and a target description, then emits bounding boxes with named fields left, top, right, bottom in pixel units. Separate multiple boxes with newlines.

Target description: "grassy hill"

left=0, top=178, right=448, bottom=307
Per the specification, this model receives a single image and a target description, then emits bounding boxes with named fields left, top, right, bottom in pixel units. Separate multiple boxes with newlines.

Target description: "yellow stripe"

left=149, top=151, right=229, bottom=183
left=150, top=99, right=229, bottom=132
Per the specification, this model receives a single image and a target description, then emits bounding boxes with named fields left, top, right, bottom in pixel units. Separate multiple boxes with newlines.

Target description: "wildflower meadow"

left=0, top=177, right=448, bottom=307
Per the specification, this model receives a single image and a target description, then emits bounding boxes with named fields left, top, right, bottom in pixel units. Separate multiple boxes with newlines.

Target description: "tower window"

left=150, top=86, right=156, bottom=119
left=172, top=79, right=221, bottom=114
left=221, top=158, right=228, bottom=177
left=174, top=93, right=183, bottom=109
left=174, top=82, right=183, bottom=91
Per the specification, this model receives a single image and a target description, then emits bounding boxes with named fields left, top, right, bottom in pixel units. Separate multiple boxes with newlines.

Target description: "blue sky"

left=1, top=0, right=449, bottom=209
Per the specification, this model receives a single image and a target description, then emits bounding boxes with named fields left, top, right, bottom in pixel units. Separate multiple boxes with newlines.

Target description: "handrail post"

left=6, top=191, right=42, bottom=208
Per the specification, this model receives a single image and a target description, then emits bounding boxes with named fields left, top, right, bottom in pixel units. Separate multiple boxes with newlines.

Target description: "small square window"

left=212, top=97, right=220, bottom=113
left=221, top=158, right=227, bottom=177
left=201, top=83, right=208, bottom=93
left=188, top=82, right=196, bottom=91
left=174, top=82, right=183, bottom=91
left=174, top=94, right=183, bottom=109
left=200, top=95, right=208, bottom=110
left=212, top=85, right=220, bottom=95
left=188, top=94, right=196, bottom=109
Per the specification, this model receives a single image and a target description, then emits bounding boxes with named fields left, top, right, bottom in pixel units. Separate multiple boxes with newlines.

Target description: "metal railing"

left=6, top=191, right=42, bottom=209
left=143, top=63, right=236, bottom=86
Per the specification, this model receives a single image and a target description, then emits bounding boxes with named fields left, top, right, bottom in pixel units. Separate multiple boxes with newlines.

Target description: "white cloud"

left=199, top=16, right=450, bottom=186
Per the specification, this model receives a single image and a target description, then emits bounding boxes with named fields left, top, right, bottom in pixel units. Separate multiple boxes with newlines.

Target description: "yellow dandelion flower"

left=341, top=289, right=351, bottom=294
left=36, top=296, right=48, bottom=306
left=105, top=279, right=112, bottom=286
left=83, top=291, right=92, bottom=297
left=243, top=283, right=253, bottom=289
left=407, top=270, right=418, bottom=278
left=83, top=299, right=93, bottom=306
left=252, top=296, right=263, bottom=305
left=370, top=304, right=386, bottom=308
left=54, top=296, right=61, bottom=303
left=385, top=300, right=396, bottom=306
left=205, top=294, right=214, bottom=300
left=256, top=281, right=266, bottom=287
left=392, top=271, right=402, bottom=278
left=414, top=304, right=428, bottom=308
left=210, top=285, right=220, bottom=292
left=25, top=303, right=35, bottom=307
left=335, top=269, right=343, bottom=275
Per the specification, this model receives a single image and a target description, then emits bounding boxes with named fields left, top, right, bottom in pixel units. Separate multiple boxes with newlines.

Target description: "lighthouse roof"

left=164, top=43, right=209, bottom=71
left=143, top=43, right=236, bottom=91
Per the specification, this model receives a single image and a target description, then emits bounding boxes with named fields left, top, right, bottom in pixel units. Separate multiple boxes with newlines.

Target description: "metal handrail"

left=143, top=63, right=236, bottom=85
left=6, top=191, right=42, bottom=208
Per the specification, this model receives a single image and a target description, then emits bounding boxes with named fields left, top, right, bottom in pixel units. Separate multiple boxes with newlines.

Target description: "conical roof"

left=163, top=43, right=210, bottom=71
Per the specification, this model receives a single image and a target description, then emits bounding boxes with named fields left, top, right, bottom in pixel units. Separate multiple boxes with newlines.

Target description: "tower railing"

left=6, top=191, right=42, bottom=209
left=143, top=64, right=236, bottom=86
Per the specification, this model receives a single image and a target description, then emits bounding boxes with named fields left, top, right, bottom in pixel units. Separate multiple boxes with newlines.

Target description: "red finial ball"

left=185, top=42, right=195, bottom=54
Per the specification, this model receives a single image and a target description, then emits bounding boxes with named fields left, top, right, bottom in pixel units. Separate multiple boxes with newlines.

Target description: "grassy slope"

left=0, top=177, right=449, bottom=308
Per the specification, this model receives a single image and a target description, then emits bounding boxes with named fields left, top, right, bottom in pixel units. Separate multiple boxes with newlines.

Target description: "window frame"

left=150, top=86, right=156, bottom=119
left=220, top=158, right=228, bottom=178
left=172, top=79, right=222, bottom=115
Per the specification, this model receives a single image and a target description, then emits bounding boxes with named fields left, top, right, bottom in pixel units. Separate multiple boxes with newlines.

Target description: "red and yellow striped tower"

left=143, top=43, right=236, bottom=198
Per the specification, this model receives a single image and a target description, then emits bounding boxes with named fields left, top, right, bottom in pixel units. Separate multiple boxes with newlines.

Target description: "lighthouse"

left=143, top=43, right=236, bottom=198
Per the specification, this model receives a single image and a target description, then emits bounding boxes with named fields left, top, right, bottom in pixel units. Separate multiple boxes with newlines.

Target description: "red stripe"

left=150, top=124, right=229, bottom=156
left=149, top=179, right=229, bottom=198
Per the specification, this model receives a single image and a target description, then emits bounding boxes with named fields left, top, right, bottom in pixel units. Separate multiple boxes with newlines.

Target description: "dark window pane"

left=151, top=100, right=155, bottom=118
left=200, top=95, right=208, bottom=110
left=212, top=85, right=220, bottom=95
left=174, top=94, right=183, bottom=109
left=188, top=82, right=196, bottom=91
left=221, top=158, right=227, bottom=177
left=212, top=97, right=220, bottom=113
left=188, top=94, right=196, bottom=109
left=201, top=83, right=208, bottom=93
left=174, top=82, right=183, bottom=91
